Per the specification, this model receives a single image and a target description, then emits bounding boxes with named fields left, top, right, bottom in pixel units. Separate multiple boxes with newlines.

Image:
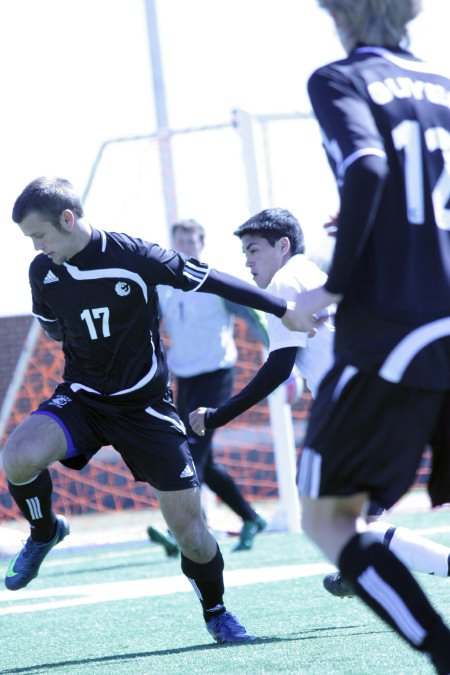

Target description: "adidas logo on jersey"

left=179, top=464, right=194, bottom=478
left=43, top=270, right=59, bottom=284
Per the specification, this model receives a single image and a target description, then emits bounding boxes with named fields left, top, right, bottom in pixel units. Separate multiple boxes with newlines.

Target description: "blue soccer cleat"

left=206, top=611, right=256, bottom=644
left=5, top=515, right=70, bottom=591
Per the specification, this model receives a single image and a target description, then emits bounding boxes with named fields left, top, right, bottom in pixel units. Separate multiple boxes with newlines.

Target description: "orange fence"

left=0, top=319, right=430, bottom=522
left=0, top=320, right=311, bottom=521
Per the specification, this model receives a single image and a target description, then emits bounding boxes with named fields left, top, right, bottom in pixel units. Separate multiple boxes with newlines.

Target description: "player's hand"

left=189, top=407, right=207, bottom=436
left=282, top=286, right=342, bottom=333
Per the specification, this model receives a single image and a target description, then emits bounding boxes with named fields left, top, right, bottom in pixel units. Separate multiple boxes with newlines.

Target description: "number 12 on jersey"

left=393, top=120, right=450, bottom=230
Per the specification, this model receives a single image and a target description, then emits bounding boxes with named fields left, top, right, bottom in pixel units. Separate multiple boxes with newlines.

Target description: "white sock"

left=368, top=520, right=450, bottom=577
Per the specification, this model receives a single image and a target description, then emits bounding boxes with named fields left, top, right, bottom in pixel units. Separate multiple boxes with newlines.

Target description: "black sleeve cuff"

left=204, top=408, right=218, bottom=429
left=202, top=268, right=287, bottom=318
left=38, top=318, right=63, bottom=341
left=204, top=347, right=298, bottom=428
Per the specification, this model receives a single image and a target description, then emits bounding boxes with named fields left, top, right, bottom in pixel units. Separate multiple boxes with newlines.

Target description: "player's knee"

left=3, top=433, right=46, bottom=483
left=3, top=447, right=32, bottom=483
left=172, top=510, right=210, bottom=554
left=174, top=511, right=204, bottom=543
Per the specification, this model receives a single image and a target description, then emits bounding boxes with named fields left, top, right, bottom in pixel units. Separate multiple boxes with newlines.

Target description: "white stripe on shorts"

left=332, top=365, right=358, bottom=401
left=145, top=405, right=186, bottom=435
left=297, top=447, right=322, bottom=498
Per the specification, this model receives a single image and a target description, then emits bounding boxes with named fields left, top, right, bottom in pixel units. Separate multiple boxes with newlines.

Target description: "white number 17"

left=80, top=307, right=110, bottom=340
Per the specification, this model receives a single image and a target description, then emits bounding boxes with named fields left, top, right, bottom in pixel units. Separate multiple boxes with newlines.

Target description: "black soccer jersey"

left=30, top=229, right=211, bottom=404
left=308, top=47, right=450, bottom=388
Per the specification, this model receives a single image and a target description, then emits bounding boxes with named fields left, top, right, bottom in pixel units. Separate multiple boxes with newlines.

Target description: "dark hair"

left=12, top=176, right=84, bottom=228
left=171, top=219, right=205, bottom=243
left=234, top=208, right=305, bottom=255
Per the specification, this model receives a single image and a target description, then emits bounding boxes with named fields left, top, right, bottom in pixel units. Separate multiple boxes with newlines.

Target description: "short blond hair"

left=317, top=0, right=422, bottom=51
left=171, top=219, right=205, bottom=243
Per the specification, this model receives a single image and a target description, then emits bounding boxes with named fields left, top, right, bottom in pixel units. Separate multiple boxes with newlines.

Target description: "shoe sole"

left=210, top=636, right=256, bottom=644
left=207, top=629, right=256, bottom=644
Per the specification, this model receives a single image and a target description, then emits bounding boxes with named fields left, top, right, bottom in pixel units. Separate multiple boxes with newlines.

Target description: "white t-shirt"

left=266, top=254, right=334, bottom=397
left=157, top=285, right=237, bottom=377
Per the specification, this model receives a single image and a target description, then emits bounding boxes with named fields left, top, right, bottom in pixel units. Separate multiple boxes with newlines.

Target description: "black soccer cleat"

left=322, top=571, right=355, bottom=598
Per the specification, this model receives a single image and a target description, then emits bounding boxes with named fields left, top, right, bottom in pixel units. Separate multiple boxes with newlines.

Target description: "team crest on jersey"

left=115, top=281, right=131, bottom=296
left=48, top=395, right=72, bottom=408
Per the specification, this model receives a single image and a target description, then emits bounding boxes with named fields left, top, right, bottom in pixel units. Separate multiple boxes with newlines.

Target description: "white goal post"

left=233, top=107, right=316, bottom=533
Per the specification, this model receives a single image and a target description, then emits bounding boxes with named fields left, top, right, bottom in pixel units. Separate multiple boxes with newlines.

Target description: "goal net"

left=0, top=111, right=432, bottom=526
left=0, top=319, right=312, bottom=523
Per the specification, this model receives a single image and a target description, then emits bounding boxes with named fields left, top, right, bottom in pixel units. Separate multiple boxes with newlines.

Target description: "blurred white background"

left=0, top=0, right=447, bottom=315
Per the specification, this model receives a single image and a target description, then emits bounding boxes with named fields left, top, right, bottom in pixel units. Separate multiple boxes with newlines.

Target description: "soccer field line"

left=0, top=562, right=335, bottom=616
left=31, top=544, right=160, bottom=569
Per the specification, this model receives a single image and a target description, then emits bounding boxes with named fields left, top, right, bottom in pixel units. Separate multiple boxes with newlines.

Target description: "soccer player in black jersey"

left=286, top=1, right=450, bottom=672
left=2, top=176, right=299, bottom=645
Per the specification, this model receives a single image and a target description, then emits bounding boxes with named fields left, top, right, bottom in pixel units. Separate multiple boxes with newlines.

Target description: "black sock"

left=205, top=466, right=256, bottom=522
left=339, top=532, right=450, bottom=667
left=8, top=470, right=57, bottom=542
left=181, top=545, right=226, bottom=621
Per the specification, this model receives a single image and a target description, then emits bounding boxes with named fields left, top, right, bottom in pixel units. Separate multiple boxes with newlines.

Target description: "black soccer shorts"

left=298, top=364, right=449, bottom=510
left=31, top=383, right=199, bottom=491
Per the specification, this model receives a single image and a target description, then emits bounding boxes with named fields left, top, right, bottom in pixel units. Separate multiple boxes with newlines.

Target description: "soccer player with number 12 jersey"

left=291, top=1, right=450, bottom=671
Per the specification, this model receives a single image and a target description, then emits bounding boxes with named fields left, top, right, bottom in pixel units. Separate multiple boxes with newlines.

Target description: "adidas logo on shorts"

left=43, top=270, right=59, bottom=284
left=179, top=464, right=194, bottom=478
